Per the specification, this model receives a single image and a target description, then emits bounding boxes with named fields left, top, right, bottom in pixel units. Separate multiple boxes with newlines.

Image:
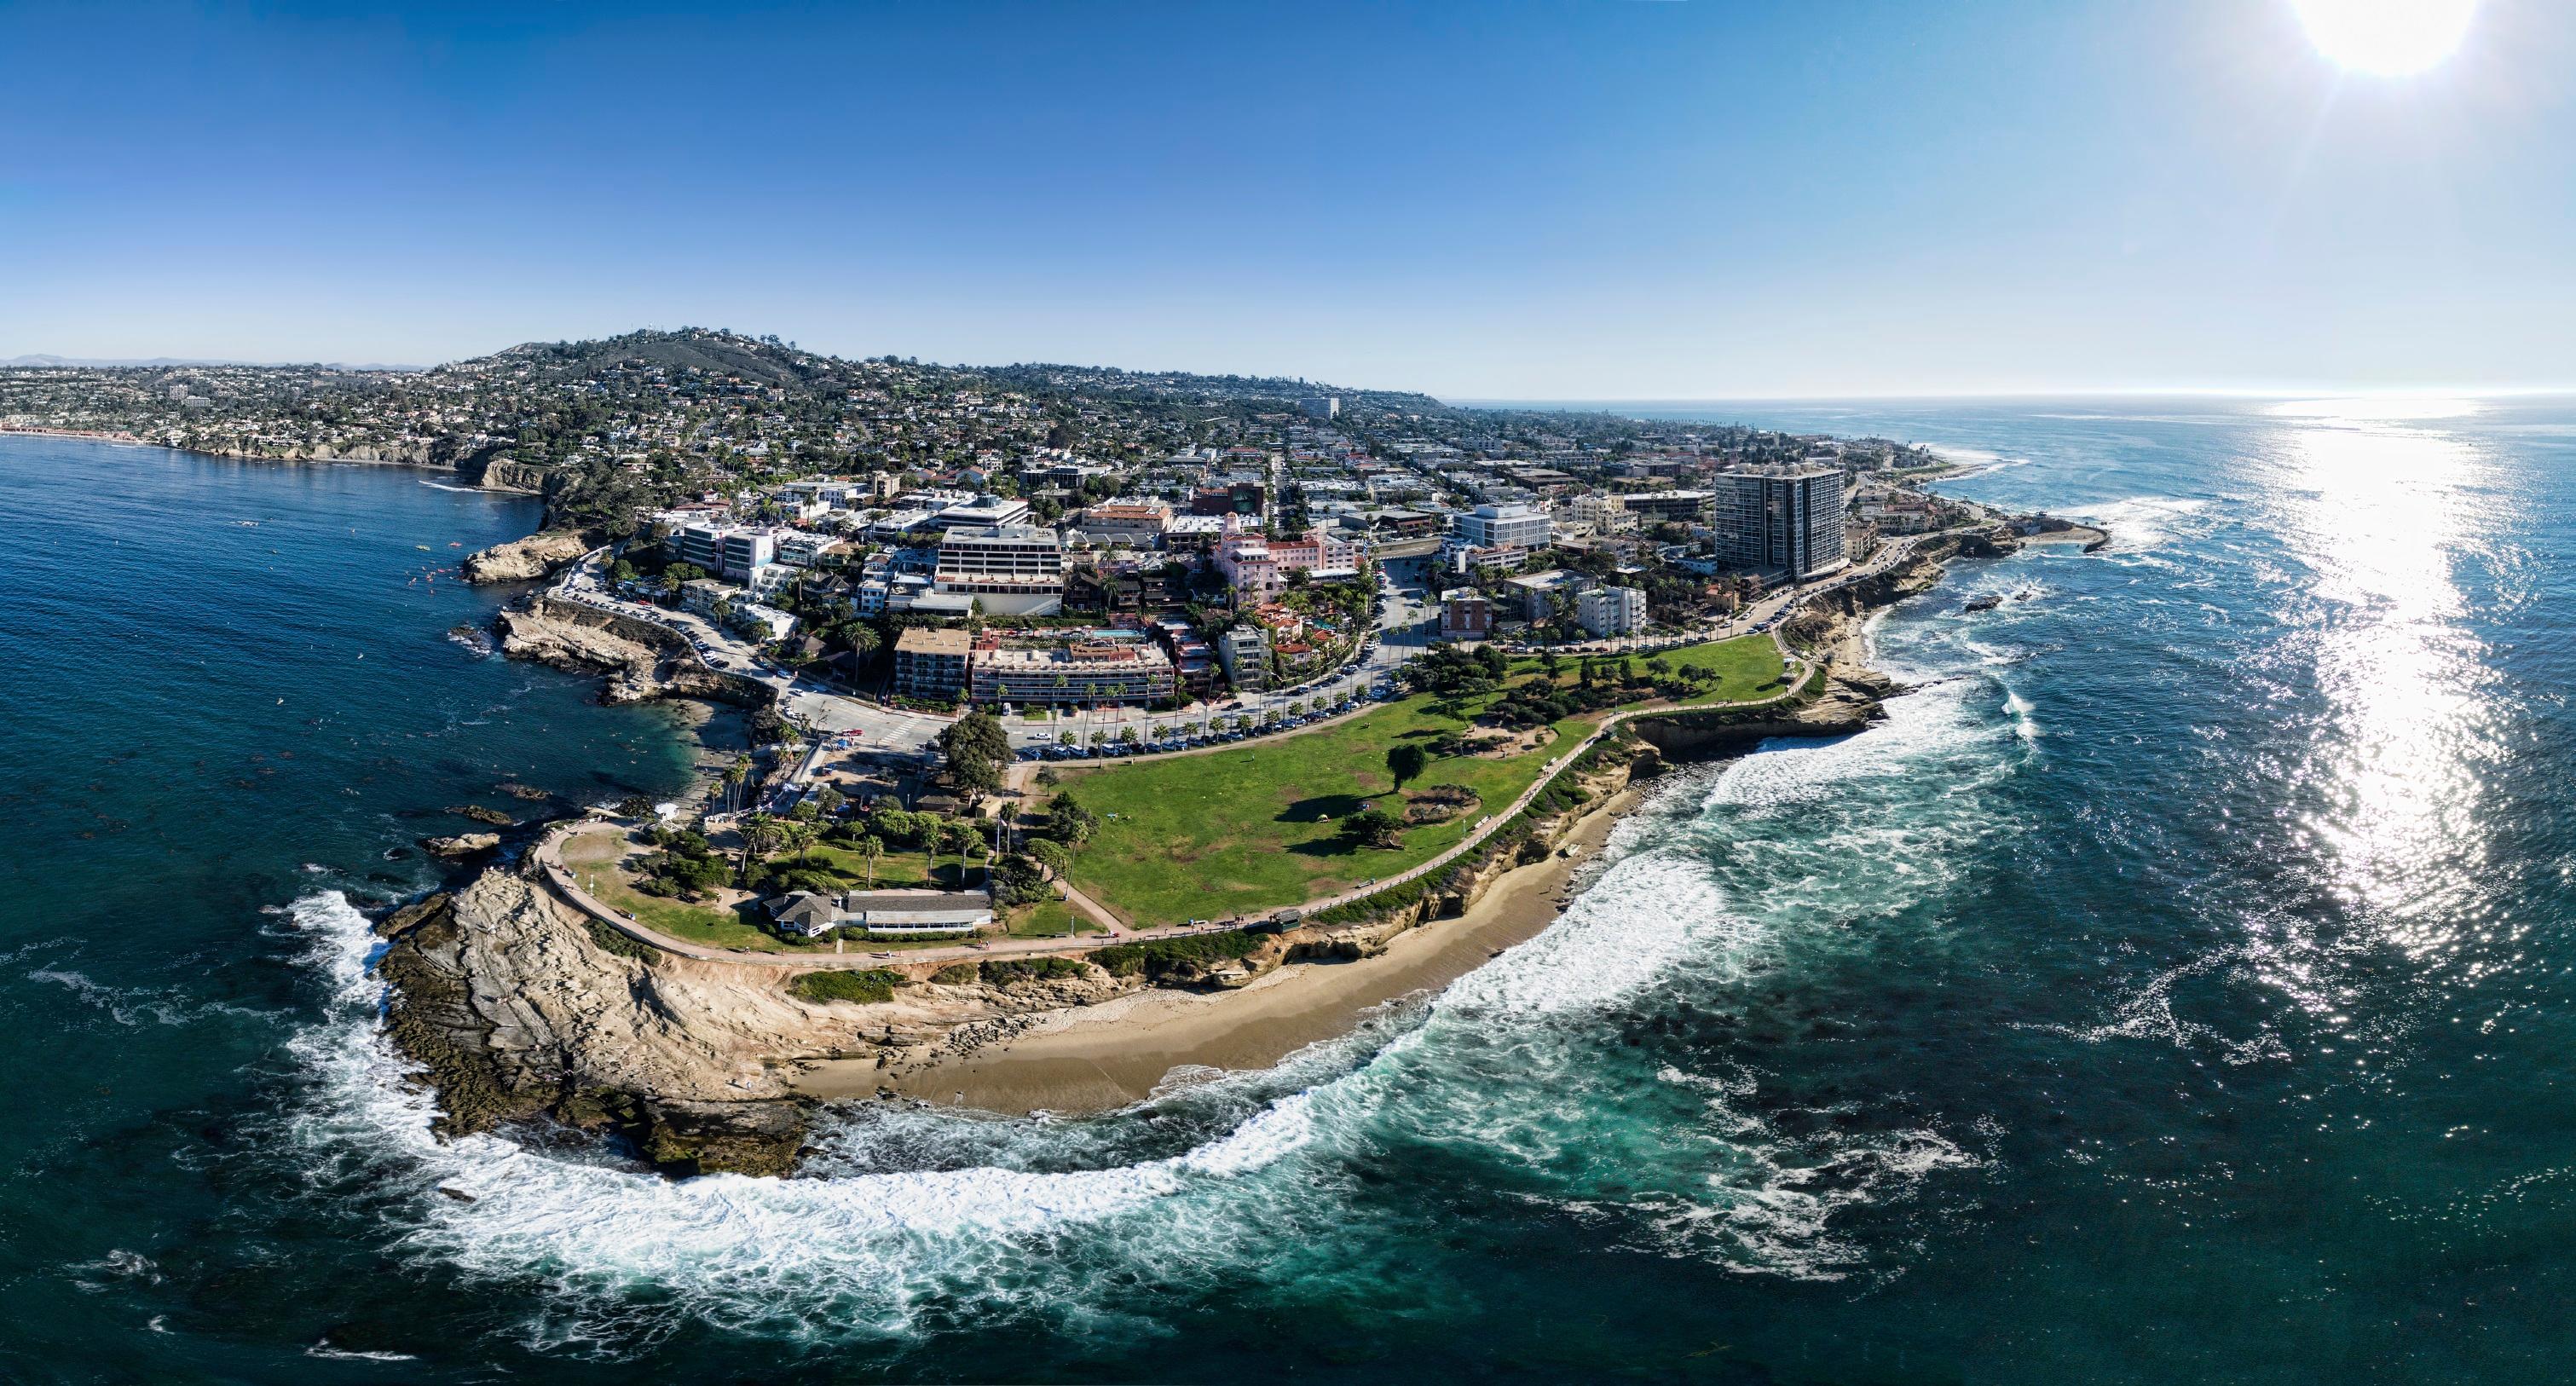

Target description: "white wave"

left=2079, top=494, right=2209, bottom=552
left=29, top=967, right=267, bottom=1030
left=306, top=1343, right=419, bottom=1361
left=1441, top=848, right=1749, bottom=1019
left=276, top=890, right=1325, bottom=1341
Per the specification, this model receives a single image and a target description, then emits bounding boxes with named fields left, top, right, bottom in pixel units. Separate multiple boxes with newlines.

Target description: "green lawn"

left=800, top=840, right=976, bottom=892
left=1058, top=695, right=1578, bottom=927
left=1057, top=633, right=1786, bottom=925
left=1005, top=898, right=1101, bottom=938
left=557, top=829, right=808, bottom=953
left=1510, top=633, right=1788, bottom=704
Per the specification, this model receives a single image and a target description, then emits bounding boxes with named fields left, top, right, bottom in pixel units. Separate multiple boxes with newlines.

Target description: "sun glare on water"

left=2290, top=0, right=2479, bottom=75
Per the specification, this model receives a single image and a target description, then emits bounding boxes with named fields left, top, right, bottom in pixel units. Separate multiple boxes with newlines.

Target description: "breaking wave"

left=268, top=640, right=2003, bottom=1348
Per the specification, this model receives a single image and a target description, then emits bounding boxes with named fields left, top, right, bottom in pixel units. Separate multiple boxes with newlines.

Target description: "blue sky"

left=5, top=0, right=2572, bottom=397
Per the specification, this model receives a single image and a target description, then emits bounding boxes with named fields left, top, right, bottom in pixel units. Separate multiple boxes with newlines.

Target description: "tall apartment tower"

left=1713, top=466, right=1848, bottom=580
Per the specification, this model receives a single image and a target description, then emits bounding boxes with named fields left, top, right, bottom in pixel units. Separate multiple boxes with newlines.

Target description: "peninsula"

left=14, top=328, right=2104, bottom=1176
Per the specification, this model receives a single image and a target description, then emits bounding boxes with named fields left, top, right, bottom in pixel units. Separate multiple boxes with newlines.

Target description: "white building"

left=934, top=493, right=1032, bottom=528
left=1577, top=585, right=1649, bottom=637
left=673, top=522, right=779, bottom=581
left=933, top=523, right=1066, bottom=615
left=1451, top=502, right=1554, bottom=551
left=728, top=603, right=799, bottom=643
left=1218, top=626, right=1271, bottom=692
left=772, top=529, right=839, bottom=568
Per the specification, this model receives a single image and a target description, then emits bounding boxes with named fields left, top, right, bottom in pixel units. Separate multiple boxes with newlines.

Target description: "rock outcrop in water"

left=461, top=528, right=596, bottom=583
left=378, top=867, right=834, bottom=1175
left=493, top=598, right=765, bottom=707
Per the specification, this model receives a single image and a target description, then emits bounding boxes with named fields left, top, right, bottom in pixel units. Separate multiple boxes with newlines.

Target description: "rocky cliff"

left=461, top=528, right=597, bottom=583
left=378, top=862, right=1139, bottom=1175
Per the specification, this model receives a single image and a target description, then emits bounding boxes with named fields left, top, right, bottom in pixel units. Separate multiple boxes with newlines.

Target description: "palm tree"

left=858, top=834, right=883, bottom=889
left=719, top=757, right=749, bottom=811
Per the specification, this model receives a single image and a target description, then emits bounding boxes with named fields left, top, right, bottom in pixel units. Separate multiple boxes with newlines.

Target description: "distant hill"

left=486, top=329, right=821, bottom=387
left=1, top=353, right=425, bottom=371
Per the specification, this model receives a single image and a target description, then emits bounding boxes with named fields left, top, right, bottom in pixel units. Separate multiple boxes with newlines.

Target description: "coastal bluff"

left=377, top=862, right=1135, bottom=1175
left=461, top=528, right=596, bottom=583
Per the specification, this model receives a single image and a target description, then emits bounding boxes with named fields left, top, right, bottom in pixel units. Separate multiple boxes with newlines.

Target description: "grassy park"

left=557, top=828, right=804, bottom=952
left=1057, top=634, right=1789, bottom=925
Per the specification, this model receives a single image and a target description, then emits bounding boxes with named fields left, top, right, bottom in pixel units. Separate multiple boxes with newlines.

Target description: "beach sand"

left=794, top=783, right=1651, bottom=1114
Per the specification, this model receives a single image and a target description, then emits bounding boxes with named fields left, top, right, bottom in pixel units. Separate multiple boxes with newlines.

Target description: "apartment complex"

left=969, top=639, right=1177, bottom=708
left=1713, top=466, right=1848, bottom=580
left=892, top=627, right=975, bottom=701
left=1577, top=585, right=1649, bottom=637
left=1438, top=589, right=1494, bottom=641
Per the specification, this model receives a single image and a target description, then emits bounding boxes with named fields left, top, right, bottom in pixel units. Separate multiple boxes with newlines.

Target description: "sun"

left=2290, top=0, right=2478, bottom=75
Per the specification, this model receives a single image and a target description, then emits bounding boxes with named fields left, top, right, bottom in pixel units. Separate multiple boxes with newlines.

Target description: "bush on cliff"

left=1086, top=930, right=1264, bottom=980
left=789, top=967, right=907, bottom=1005
left=978, top=956, right=1090, bottom=985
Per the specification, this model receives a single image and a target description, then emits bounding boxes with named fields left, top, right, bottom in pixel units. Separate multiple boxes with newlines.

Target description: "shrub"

left=979, top=956, right=1090, bottom=985
left=584, top=916, right=656, bottom=962
left=932, top=963, right=979, bottom=985
left=1086, top=929, right=1264, bottom=980
left=789, top=967, right=907, bottom=1005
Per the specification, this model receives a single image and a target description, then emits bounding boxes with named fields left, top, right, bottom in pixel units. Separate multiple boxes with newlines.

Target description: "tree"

left=1342, top=809, right=1403, bottom=849
left=811, top=785, right=846, bottom=818
left=1030, top=838, right=1072, bottom=881
left=1051, top=794, right=1100, bottom=848
left=858, top=834, right=883, bottom=888
left=939, top=709, right=1011, bottom=806
left=1386, top=742, right=1429, bottom=790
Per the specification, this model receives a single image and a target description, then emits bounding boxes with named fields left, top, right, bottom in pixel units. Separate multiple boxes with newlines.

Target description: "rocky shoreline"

left=490, top=596, right=771, bottom=707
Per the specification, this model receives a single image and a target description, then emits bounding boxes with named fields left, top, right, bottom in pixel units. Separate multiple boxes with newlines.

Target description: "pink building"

left=1213, top=517, right=1367, bottom=599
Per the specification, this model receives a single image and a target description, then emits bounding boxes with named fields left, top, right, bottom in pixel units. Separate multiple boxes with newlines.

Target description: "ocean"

left=2, top=396, right=2572, bottom=1383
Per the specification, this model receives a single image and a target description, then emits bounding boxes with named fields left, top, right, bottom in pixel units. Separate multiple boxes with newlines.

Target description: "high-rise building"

left=1713, top=467, right=1847, bottom=580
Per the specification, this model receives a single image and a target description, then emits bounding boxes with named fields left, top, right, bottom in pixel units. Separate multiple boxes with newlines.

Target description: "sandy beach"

left=794, top=782, right=1654, bottom=1113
